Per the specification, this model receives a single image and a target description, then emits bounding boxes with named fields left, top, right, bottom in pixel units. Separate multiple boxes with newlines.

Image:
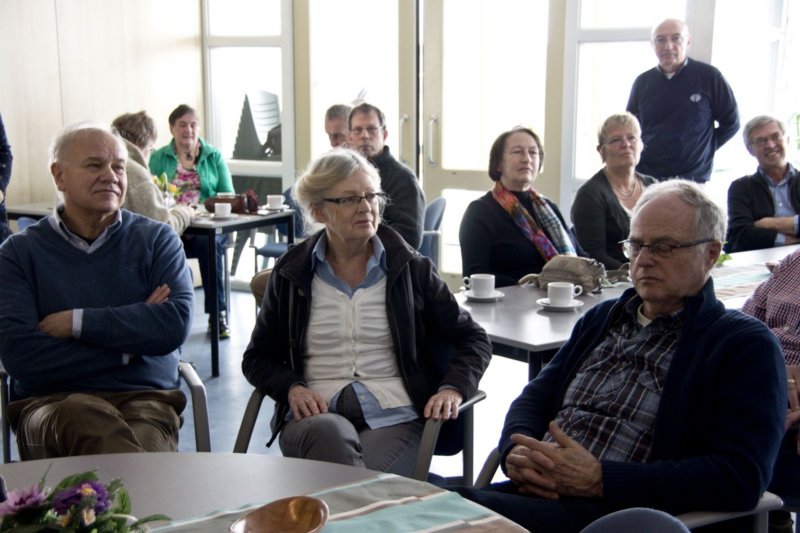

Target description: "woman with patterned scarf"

left=460, top=127, right=585, bottom=287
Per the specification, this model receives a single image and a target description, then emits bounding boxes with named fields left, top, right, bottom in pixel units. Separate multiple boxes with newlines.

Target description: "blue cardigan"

left=0, top=210, right=194, bottom=400
left=500, top=280, right=785, bottom=514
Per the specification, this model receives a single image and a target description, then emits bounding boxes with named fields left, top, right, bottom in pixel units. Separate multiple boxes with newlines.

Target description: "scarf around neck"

left=491, top=181, right=576, bottom=262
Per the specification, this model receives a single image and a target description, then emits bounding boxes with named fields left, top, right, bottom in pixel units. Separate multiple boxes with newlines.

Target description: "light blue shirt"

left=306, top=233, right=420, bottom=429
left=758, top=164, right=800, bottom=245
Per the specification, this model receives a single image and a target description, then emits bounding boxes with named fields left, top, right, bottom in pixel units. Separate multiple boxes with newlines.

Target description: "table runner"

left=710, top=263, right=770, bottom=300
left=150, top=473, right=526, bottom=532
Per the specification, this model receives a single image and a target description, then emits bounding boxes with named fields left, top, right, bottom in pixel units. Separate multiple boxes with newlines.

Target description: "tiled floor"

left=4, top=286, right=529, bottom=483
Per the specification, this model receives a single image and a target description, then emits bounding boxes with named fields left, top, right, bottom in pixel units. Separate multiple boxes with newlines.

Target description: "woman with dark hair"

left=150, top=104, right=234, bottom=337
left=459, top=127, right=583, bottom=287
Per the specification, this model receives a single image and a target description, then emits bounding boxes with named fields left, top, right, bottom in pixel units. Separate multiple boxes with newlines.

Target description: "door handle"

left=399, top=114, right=409, bottom=165
left=428, top=115, right=438, bottom=166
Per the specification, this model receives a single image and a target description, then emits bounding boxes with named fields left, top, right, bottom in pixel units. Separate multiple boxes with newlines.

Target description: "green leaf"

left=50, top=469, right=99, bottom=494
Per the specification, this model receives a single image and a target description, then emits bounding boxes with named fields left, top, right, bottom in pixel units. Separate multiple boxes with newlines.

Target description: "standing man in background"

left=627, top=18, right=739, bottom=183
left=349, top=103, right=425, bottom=249
left=325, top=104, right=352, bottom=148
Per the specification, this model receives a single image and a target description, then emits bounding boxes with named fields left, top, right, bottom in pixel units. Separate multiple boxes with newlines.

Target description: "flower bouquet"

left=152, top=173, right=179, bottom=208
left=0, top=468, right=168, bottom=532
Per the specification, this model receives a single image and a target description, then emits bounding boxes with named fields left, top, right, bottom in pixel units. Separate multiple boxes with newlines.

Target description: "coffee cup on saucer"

left=463, top=274, right=495, bottom=298
left=547, top=282, right=583, bottom=306
left=214, top=203, right=232, bottom=217
left=267, top=194, right=285, bottom=209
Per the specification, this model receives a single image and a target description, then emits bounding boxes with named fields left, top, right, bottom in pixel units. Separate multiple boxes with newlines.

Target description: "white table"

left=0, top=453, right=526, bottom=531
left=457, top=244, right=800, bottom=379
left=457, top=284, right=627, bottom=378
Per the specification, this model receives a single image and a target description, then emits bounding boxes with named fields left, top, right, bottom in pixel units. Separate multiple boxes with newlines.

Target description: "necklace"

left=612, top=178, right=637, bottom=199
left=184, top=151, right=194, bottom=162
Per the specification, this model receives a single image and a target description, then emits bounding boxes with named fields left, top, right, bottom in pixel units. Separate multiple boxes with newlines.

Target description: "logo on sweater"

left=689, top=93, right=702, bottom=103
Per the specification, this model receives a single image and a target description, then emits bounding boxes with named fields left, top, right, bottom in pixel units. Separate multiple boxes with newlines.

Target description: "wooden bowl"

left=230, top=496, right=329, bottom=533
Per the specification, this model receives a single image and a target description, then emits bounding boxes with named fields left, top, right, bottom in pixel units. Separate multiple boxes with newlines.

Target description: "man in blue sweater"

left=457, top=180, right=786, bottom=532
left=0, top=123, right=194, bottom=459
left=627, top=19, right=739, bottom=183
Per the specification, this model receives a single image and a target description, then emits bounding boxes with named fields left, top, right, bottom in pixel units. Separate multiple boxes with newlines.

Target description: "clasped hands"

left=505, top=421, right=603, bottom=499
left=287, top=384, right=463, bottom=422
left=38, top=284, right=171, bottom=338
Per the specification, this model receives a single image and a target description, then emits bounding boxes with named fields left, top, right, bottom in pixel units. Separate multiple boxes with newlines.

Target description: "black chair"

left=233, top=387, right=485, bottom=485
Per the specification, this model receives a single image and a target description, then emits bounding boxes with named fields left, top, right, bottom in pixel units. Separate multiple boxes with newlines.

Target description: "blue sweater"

left=500, top=280, right=785, bottom=514
left=0, top=210, right=194, bottom=400
left=627, top=58, right=739, bottom=182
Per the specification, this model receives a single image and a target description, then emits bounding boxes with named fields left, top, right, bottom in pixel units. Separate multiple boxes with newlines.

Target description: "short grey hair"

left=325, top=104, right=352, bottom=122
left=293, top=149, right=383, bottom=234
left=742, top=115, right=785, bottom=148
left=633, top=179, right=726, bottom=242
left=49, top=122, right=124, bottom=167
left=597, top=112, right=641, bottom=146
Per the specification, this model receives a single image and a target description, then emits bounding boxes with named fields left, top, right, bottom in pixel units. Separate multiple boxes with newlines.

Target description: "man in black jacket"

left=349, top=103, right=425, bottom=249
left=726, top=115, right=800, bottom=252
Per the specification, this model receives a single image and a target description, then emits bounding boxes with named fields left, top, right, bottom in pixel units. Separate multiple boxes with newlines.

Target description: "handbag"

left=204, top=189, right=260, bottom=214
left=517, top=255, right=609, bottom=294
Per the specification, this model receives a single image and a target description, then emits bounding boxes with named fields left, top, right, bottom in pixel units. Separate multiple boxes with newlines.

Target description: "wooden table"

left=0, top=453, right=526, bottom=531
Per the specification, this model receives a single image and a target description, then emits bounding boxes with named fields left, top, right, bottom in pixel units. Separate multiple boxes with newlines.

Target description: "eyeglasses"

left=619, top=238, right=714, bottom=260
left=323, top=192, right=386, bottom=208
left=653, top=35, right=684, bottom=47
left=350, top=126, right=384, bottom=136
left=604, top=135, right=639, bottom=147
left=750, top=132, right=786, bottom=148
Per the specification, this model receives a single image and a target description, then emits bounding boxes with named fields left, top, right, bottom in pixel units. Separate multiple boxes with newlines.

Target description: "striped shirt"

left=546, top=297, right=681, bottom=462
left=743, top=248, right=800, bottom=365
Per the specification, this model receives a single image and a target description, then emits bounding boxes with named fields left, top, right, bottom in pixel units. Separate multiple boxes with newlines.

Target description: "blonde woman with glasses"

left=242, top=149, right=491, bottom=476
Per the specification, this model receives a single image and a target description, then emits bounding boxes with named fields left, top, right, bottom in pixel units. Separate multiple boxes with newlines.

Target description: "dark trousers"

left=183, top=233, right=228, bottom=315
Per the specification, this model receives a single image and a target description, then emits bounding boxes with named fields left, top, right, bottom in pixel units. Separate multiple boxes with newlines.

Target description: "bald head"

left=651, top=19, right=691, bottom=74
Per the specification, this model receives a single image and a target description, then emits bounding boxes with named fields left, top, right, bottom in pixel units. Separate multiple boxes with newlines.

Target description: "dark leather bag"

left=204, top=189, right=259, bottom=214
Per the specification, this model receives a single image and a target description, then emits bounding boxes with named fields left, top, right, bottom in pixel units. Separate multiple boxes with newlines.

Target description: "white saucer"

left=536, top=297, right=584, bottom=311
left=261, top=204, right=290, bottom=212
left=464, top=290, right=504, bottom=302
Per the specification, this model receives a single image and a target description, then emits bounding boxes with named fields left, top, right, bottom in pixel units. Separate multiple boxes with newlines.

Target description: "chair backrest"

left=419, top=197, right=446, bottom=264
left=276, top=186, right=304, bottom=239
left=581, top=508, right=690, bottom=533
left=16, top=217, right=38, bottom=232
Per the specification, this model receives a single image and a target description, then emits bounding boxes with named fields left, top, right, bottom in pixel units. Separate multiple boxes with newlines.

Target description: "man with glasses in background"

left=457, top=180, right=785, bottom=532
left=726, top=115, right=800, bottom=252
left=348, top=102, right=425, bottom=249
left=627, top=19, right=739, bottom=183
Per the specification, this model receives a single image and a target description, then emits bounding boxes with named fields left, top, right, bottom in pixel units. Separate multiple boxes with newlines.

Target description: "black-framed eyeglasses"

left=350, top=126, right=384, bottom=136
left=619, top=238, right=715, bottom=260
left=323, top=192, right=386, bottom=208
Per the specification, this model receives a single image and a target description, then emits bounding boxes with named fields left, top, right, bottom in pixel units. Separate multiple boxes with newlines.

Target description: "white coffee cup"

left=214, top=202, right=232, bottom=217
left=267, top=194, right=284, bottom=209
left=547, top=282, right=583, bottom=306
left=463, top=274, right=495, bottom=297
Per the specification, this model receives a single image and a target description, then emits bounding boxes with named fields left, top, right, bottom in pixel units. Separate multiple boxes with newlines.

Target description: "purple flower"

left=52, top=481, right=110, bottom=515
left=0, top=484, right=47, bottom=516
